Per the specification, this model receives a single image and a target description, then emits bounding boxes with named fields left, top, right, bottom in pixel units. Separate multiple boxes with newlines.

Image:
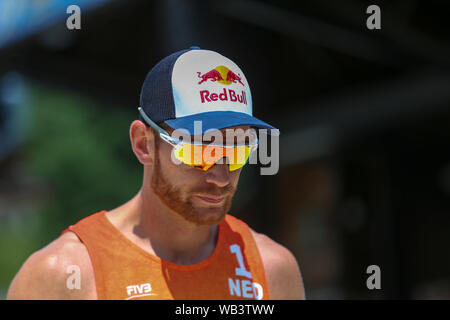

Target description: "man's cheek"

left=230, top=172, right=241, bottom=189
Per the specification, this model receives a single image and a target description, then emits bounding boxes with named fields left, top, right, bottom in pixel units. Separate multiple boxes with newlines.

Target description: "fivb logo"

left=125, top=283, right=156, bottom=300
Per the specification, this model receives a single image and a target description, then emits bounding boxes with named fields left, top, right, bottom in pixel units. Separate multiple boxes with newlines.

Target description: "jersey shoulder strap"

left=222, top=214, right=270, bottom=299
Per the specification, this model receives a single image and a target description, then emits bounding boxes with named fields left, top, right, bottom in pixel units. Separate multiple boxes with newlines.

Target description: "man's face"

left=150, top=126, right=248, bottom=226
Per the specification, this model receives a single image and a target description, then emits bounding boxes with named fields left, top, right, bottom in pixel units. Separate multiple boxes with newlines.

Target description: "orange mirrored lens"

left=173, top=143, right=252, bottom=171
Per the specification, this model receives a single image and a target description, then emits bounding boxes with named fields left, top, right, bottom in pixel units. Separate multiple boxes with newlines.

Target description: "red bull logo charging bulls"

left=197, top=65, right=248, bottom=105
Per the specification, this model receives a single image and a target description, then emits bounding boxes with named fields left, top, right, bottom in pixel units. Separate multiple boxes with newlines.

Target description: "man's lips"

left=195, top=195, right=226, bottom=204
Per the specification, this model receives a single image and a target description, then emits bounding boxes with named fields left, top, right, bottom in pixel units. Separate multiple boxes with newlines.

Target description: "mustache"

left=190, top=184, right=236, bottom=197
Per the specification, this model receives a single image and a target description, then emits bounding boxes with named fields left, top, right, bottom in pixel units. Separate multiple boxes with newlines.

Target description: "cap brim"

left=164, top=111, right=278, bottom=135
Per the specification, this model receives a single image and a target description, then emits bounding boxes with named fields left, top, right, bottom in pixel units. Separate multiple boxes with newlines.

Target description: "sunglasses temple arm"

left=139, top=107, right=184, bottom=149
left=138, top=107, right=170, bottom=136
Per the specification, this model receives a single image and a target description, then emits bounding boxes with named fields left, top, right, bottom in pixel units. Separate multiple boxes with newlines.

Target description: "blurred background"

left=1, top=0, right=450, bottom=299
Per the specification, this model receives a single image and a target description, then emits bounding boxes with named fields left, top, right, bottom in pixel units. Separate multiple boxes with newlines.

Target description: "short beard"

left=151, top=147, right=236, bottom=226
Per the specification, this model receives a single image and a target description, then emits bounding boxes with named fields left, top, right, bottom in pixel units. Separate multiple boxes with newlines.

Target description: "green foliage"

left=26, top=84, right=142, bottom=238
left=0, top=83, right=142, bottom=293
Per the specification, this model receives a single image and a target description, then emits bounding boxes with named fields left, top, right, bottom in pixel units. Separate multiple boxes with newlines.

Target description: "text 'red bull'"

left=200, top=88, right=247, bottom=105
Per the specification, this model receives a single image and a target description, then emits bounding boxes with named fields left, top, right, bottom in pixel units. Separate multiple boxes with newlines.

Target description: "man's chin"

left=182, top=206, right=227, bottom=226
left=171, top=197, right=230, bottom=226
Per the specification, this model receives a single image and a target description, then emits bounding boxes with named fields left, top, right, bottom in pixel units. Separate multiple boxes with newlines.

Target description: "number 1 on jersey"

left=230, top=244, right=252, bottom=279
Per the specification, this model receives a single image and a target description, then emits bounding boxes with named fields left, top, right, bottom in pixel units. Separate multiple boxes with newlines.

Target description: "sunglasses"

left=138, top=107, right=258, bottom=171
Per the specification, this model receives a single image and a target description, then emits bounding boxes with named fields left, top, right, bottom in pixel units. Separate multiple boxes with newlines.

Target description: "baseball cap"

left=139, top=46, right=277, bottom=135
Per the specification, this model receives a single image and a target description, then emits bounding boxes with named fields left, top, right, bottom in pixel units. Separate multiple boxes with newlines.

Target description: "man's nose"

left=205, top=160, right=230, bottom=188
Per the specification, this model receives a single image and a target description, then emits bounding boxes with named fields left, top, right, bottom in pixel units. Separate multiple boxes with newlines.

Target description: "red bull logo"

left=197, top=65, right=245, bottom=86
left=197, top=65, right=247, bottom=106
left=200, top=88, right=247, bottom=105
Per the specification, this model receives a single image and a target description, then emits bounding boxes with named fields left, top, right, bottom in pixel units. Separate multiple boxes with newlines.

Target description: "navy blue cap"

left=139, top=47, right=277, bottom=134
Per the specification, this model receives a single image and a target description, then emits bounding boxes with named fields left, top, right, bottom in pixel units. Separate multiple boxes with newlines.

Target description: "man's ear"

left=130, top=120, right=155, bottom=165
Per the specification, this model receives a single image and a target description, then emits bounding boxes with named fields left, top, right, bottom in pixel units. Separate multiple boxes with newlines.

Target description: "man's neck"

left=105, top=189, right=219, bottom=265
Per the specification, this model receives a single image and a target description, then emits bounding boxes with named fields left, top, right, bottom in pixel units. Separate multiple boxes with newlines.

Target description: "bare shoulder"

left=251, top=230, right=306, bottom=300
left=7, top=231, right=96, bottom=300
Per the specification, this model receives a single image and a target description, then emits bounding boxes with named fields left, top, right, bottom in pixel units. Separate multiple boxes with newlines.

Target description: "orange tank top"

left=63, top=211, right=270, bottom=300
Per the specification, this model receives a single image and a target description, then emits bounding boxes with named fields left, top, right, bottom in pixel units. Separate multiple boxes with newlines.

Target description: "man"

left=7, top=47, right=305, bottom=300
